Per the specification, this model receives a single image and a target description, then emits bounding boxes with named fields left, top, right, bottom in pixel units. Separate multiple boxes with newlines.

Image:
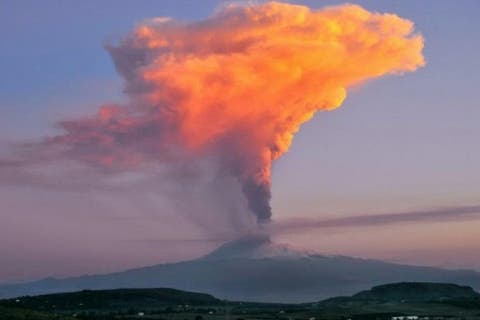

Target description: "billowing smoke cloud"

left=8, top=2, right=425, bottom=223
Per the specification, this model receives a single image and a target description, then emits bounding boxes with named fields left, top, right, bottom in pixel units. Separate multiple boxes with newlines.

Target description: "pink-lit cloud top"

left=26, top=2, right=424, bottom=222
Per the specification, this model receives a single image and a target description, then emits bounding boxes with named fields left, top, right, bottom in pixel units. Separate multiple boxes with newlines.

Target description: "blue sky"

left=0, top=1, right=479, bottom=281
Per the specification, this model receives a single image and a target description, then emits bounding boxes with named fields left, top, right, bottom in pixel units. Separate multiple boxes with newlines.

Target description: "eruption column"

left=48, top=2, right=425, bottom=222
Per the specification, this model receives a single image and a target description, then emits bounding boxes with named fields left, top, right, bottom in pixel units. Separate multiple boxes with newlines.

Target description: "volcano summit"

left=1, top=236, right=480, bottom=303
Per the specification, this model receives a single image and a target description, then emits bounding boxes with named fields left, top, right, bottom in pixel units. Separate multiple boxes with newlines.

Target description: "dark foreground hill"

left=2, top=235, right=480, bottom=302
left=0, top=288, right=223, bottom=319
left=315, top=282, right=480, bottom=318
left=0, top=288, right=220, bottom=311
left=352, top=282, right=480, bottom=302
left=1, top=283, right=480, bottom=320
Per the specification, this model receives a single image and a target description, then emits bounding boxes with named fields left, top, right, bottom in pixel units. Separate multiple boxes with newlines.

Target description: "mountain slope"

left=0, top=288, right=220, bottom=311
left=316, top=282, right=480, bottom=317
left=351, top=282, right=480, bottom=302
left=1, top=236, right=480, bottom=303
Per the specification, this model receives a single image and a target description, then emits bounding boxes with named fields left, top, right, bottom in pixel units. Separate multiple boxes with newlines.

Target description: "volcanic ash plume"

left=44, top=2, right=424, bottom=222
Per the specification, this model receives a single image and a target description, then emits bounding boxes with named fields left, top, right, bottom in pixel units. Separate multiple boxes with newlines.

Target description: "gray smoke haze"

left=269, top=205, right=480, bottom=235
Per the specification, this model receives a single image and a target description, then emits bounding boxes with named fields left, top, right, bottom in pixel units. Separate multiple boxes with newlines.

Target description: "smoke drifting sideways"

left=3, top=2, right=424, bottom=225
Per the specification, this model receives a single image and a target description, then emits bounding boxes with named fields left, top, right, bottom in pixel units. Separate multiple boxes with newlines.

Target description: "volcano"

left=201, top=234, right=310, bottom=260
left=1, top=236, right=480, bottom=303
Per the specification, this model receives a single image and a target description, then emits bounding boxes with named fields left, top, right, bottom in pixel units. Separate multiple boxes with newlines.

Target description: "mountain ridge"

left=1, top=237, right=480, bottom=303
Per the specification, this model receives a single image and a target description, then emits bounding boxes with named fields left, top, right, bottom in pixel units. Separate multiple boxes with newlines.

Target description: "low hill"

left=0, top=288, right=220, bottom=312
left=316, top=282, right=480, bottom=318
left=352, top=282, right=480, bottom=302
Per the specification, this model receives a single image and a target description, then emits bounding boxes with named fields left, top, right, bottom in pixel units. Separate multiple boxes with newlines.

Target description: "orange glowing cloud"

left=48, top=2, right=424, bottom=221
